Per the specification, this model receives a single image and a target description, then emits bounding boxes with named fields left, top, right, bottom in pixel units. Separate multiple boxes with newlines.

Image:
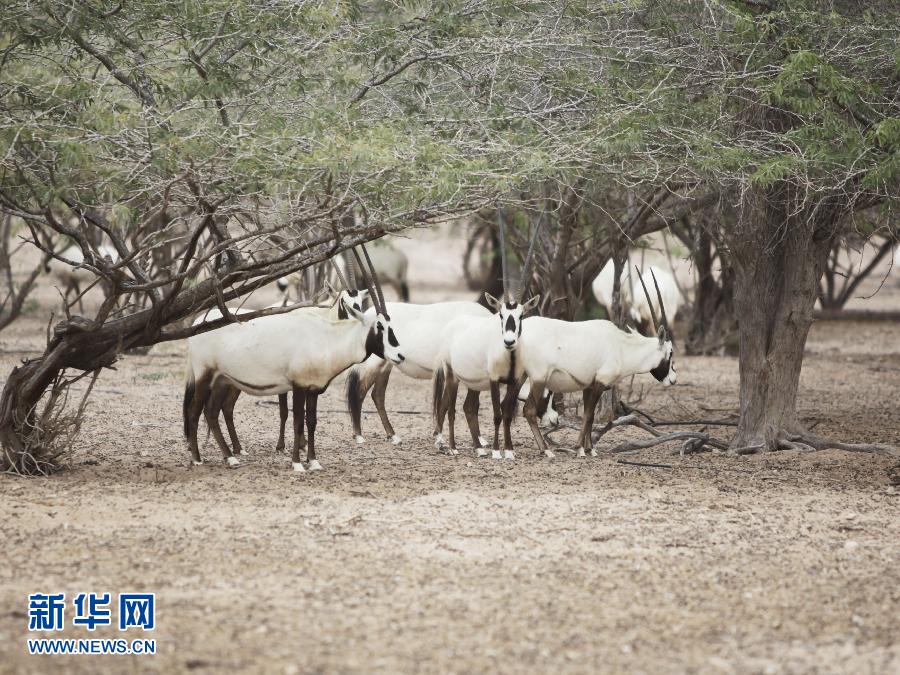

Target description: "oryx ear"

left=521, top=295, right=541, bottom=313
left=484, top=292, right=502, bottom=311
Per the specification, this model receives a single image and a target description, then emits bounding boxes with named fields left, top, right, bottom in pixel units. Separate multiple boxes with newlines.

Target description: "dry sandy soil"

left=1, top=241, right=900, bottom=674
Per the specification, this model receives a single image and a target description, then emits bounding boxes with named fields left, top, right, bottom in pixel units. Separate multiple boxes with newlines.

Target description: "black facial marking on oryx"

left=650, top=354, right=671, bottom=382
left=505, top=315, right=516, bottom=333
left=365, top=324, right=385, bottom=359
left=337, top=303, right=348, bottom=320
left=388, top=327, right=399, bottom=348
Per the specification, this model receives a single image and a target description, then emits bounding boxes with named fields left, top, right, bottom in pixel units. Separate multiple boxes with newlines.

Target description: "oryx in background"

left=592, top=259, right=680, bottom=335
left=521, top=268, right=676, bottom=458
left=431, top=216, right=540, bottom=459
left=183, top=247, right=403, bottom=471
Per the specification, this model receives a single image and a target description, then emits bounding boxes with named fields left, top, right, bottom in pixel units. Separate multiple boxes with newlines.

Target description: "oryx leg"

left=577, top=385, right=602, bottom=458
left=221, top=386, right=245, bottom=456
left=291, top=386, right=307, bottom=472
left=371, top=368, right=399, bottom=444
left=523, top=381, right=553, bottom=459
left=306, top=391, right=322, bottom=471
left=186, top=374, right=212, bottom=465
left=500, top=379, right=522, bottom=459
left=204, top=383, right=238, bottom=466
left=463, top=389, right=487, bottom=458
left=443, top=377, right=460, bottom=455
left=276, top=393, right=288, bottom=451
left=489, top=382, right=503, bottom=459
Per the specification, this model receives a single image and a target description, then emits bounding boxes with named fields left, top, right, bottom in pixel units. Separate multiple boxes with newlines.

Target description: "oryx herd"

left=181, top=234, right=678, bottom=472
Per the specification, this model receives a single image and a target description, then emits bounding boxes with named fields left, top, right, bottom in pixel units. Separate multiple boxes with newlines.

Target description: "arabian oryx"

left=520, top=268, right=676, bottom=458
left=592, top=259, right=680, bottom=335
left=431, top=217, right=541, bottom=459
left=47, top=243, right=120, bottom=312
left=189, top=287, right=367, bottom=461
left=183, top=247, right=403, bottom=471
left=346, top=300, right=491, bottom=445
left=333, top=242, right=410, bottom=301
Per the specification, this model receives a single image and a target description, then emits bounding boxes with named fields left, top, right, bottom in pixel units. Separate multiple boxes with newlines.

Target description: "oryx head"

left=636, top=267, right=676, bottom=386
left=346, top=243, right=404, bottom=365
left=484, top=293, right=540, bottom=350
left=488, top=210, right=542, bottom=350
left=335, top=289, right=368, bottom=320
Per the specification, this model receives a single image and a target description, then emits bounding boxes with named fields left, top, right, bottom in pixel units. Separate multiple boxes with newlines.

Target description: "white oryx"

left=190, top=288, right=367, bottom=461
left=592, top=259, right=680, bottom=335
left=183, top=247, right=403, bottom=471
left=431, top=218, right=540, bottom=459
left=48, top=244, right=120, bottom=312
left=346, top=300, right=491, bottom=445
left=521, top=268, right=677, bottom=458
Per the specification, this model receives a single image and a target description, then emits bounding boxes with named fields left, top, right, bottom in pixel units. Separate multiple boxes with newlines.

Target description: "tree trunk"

left=728, top=192, right=839, bottom=452
left=685, top=222, right=736, bottom=355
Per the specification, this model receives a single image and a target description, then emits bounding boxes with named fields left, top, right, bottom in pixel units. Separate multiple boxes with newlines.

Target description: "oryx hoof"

left=503, top=450, right=515, bottom=460
left=275, top=442, right=285, bottom=452
left=226, top=456, right=240, bottom=467
left=576, top=448, right=586, bottom=459
left=479, top=436, right=490, bottom=447
left=543, top=449, right=556, bottom=459
left=589, top=448, right=598, bottom=458
left=434, top=434, right=446, bottom=449
left=355, top=435, right=366, bottom=445
left=237, top=449, right=249, bottom=456
left=390, top=435, right=402, bottom=446
left=308, top=460, right=323, bottom=472
left=191, top=460, right=203, bottom=466
left=449, top=447, right=459, bottom=456
left=491, top=450, right=502, bottom=460
left=292, top=462, right=306, bottom=473
left=476, top=447, right=488, bottom=458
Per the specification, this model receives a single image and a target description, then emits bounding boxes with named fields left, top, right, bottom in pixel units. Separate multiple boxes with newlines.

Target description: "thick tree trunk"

left=728, top=192, right=838, bottom=452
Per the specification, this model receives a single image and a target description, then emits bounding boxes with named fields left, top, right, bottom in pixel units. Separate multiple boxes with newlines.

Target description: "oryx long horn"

left=650, top=268, right=669, bottom=332
left=518, top=214, right=543, bottom=301
left=330, top=256, right=349, bottom=291
left=635, top=266, right=660, bottom=333
left=497, top=211, right=510, bottom=301
left=351, top=246, right=380, bottom=313
left=344, top=251, right=358, bottom=289
left=360, top=243, right=388, bottom=317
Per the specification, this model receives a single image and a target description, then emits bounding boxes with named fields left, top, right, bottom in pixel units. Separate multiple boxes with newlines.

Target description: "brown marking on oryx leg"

left=186, top=372, right=213, bottom=465
left=221, top=386, right=244, bottom=456
left=578, top=385, right=603, bottom=457
left=305, top=392, right=322, bottom=471
left=291, top=386, right=307, bottom=471
left=443, top=377, right=460, bottom=453
left=500, top=380, right=521, bottom=458
left=462, top=389, right=486, bottom=457
left=489, top=382, right=503, bottom=457
left=204, top=383, right=237, bottom=466
left=276, top=393, right=288, bottom=451
left=371, top=368, right=397, bottom=442
left=523, top=382, right=551, bottom=458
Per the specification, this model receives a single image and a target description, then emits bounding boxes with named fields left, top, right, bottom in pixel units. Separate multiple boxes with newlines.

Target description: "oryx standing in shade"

left=183, top=246, right=403, bottom=471
left=520, top=268, right=676, bottom=458
left=431, top=216, right=541, bottom=459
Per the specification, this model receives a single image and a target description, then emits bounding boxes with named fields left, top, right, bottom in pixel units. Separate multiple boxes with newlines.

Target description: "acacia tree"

left=1, top=0, right=632, bottom=472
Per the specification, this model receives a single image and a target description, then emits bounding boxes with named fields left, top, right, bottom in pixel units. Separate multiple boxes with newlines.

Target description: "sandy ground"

left=1, top=238, right=900, bottom=674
